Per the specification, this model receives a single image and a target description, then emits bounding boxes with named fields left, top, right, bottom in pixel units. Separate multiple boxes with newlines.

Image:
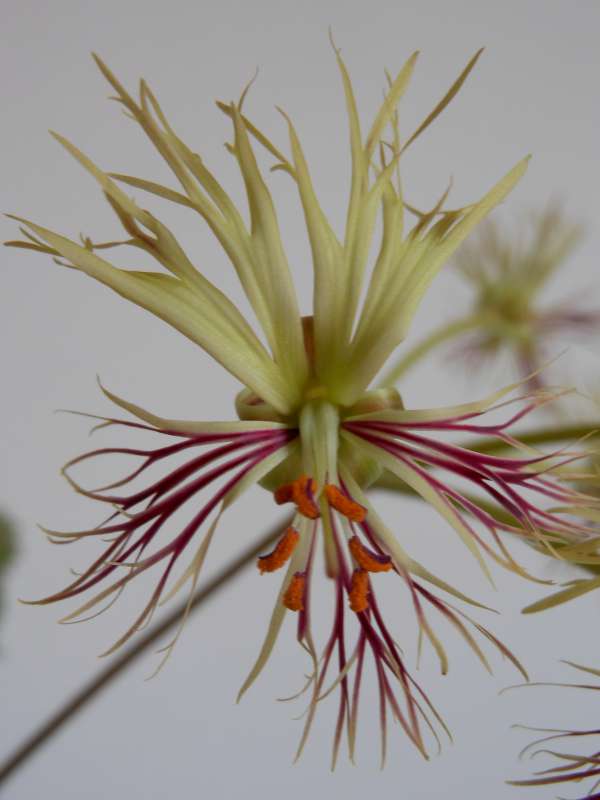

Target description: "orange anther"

left=325, top=484, right=367, bottom=522
left=348, top=535, right=392, bottom=573
left=293, top=475, right=320, bottom=520
left=349, top=568, right=369, bottom=613
left=283, top=572, right=306, bottom=612
left=257, top=527, right=300, bottom=573
left=274, top=482, right=294, bottom=505
left=274, top=475, right=320, bottom=520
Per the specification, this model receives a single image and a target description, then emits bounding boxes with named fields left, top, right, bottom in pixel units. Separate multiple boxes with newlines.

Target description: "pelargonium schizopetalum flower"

left=6, top=46, right=599, bottom=764
left=509, top=662, right=600, bottom=798
left=381, top=206, right=600, bottom=389
left=452, top=207, right=599, bottom=388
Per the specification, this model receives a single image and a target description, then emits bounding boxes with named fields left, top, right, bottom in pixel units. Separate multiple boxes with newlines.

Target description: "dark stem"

left=3, top=422, right=598, bottom=785
left=0, top=517, right=287, bottom=788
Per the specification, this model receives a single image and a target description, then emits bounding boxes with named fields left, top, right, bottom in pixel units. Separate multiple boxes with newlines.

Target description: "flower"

left=381, top=207, right=599, bottom=389
left=453, top=207, right=599, bottom=388
left=6, top=46, right=598, bottom=764
left=509, top=662, right=600, bottom=798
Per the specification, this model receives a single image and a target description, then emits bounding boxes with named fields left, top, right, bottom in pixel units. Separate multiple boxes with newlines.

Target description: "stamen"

left=274, top=475, right=320, bottom=519
left=325, top=484, right=367, bottom=522
left=257, top=527, right=300, bottom=573
left=283, top=572, right=306, bottom=611
left=348, top=535, right=392, bottom=573
left=293, top=476, right=320, bottom=519
left=274, top=482, right=294, bottom=505
left=349, top=568, right=370, bottom=613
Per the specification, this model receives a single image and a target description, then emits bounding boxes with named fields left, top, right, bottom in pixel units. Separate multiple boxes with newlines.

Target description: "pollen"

left=274, top=482, right=294, bottom=505
left=349, top=568, right=370, bottom=613
left=294, top=476, right=320, bottom=519
left=283, top=572, right=306, bottom=612
left=324, top=484, right=367, bottom=522
left=257, top=527, right=300, bottom=573
left=274, top=475, right=320, bottom=520
left=348, top=535, right=392, bottom=573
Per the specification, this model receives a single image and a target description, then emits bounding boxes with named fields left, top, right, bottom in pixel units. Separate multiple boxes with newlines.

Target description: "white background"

left=2, top=1, right=600, bottom=798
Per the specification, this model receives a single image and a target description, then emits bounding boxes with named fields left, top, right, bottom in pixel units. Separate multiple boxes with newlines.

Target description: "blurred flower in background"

left=510, top=662, right=600, bottom=798
left=503, top=398, right=600, bottom=797
left=382, top=207, right=600, bottom=391
left=454, top=207, right=599, bottom=388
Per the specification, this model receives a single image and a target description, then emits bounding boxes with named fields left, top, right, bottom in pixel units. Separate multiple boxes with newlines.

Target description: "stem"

left=464, top=424, right=600, bottom=455
left=374, top=461, right=600, bottom=575
left=0, top=516, right=288, bottom=788
left=378, top=313, right=487, bottom=387
left=374, top=471, right=517, bottom=526
left=373, top=420, right=600, bottom=515
left=2, top=422, right=597, bottom=784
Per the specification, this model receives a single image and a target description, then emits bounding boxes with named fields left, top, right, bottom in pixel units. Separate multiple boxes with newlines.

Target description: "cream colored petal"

left=347, top=376, right=530, bottom=424
left=392, top=158, right=531, bottom=338
left=352, top=183, right=404, bottom=338
left=237, top=516, right=312, bottom=701
left=93, top=57, right=301, bottom=367
left=146, top=510, right=224, bottom=679
left=97, top=380, right=289, bottom=434
left=344, top=157, right=530, bottom=399
left=215, top=101, right=293, bottom=172
left=343, top=431, right=493, bottom=580
left=159, top=510, right=223, bottom=606
left=237, top=563, right=292, bottom=702
left=108, top=173, right=196, bottom=209
left=15, top=217, right=294, bottom=412
left=341, top=466, right=493, bottom=609
left=278, top=108, right=345, bottom=376
left=401, top=50, right=484, bottom=154
left=331, top=40, right=366, bottom=250
left=222, top=441, right=299, bottom=509
left=364, top=51, right=419, bottom=162
left=522, top=575, right=600, bottom=614
left=229, top=104, right=307, bottom=394
left=337, top=151, right=403, bottom=350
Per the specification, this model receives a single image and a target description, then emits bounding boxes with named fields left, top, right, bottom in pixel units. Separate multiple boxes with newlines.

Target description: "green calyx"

left=238, top=388, right=400, bottom=493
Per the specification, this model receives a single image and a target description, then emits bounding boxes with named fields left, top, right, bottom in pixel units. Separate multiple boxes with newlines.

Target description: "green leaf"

left=0, top=512, right=17, bottom=624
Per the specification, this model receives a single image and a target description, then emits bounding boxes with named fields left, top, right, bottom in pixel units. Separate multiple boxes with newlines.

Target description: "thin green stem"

left=0, top=516, right=288, bottom=789
left=378, top=313, right=487, bottom=386
left=374, top=459, right=600, bottom=575
left=464, top=424, right=600, bottom=455
left=373, top=421, right=600, bottom=520
left=373, top=470, right=517, bottom=525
